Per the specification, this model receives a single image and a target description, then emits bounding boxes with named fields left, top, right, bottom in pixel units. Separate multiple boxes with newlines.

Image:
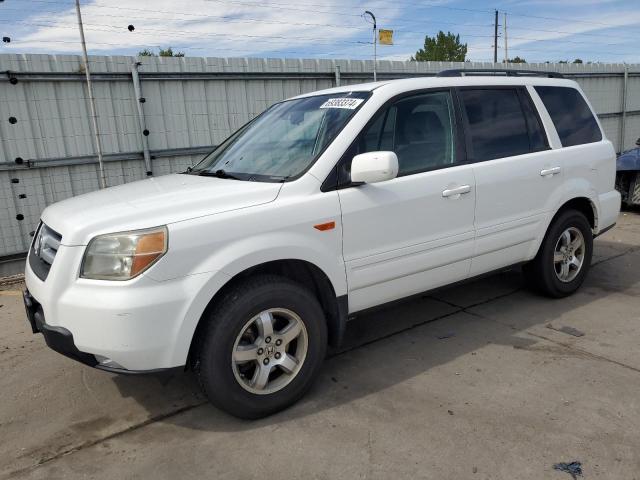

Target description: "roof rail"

left=437, top=68, right=564, bottom=79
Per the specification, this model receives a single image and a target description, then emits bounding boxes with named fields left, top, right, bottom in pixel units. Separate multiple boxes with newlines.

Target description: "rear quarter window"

left=534, top=86, right=602, bottom=147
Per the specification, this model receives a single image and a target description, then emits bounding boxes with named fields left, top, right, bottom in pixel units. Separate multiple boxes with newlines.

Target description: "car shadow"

left=621, top=204, right=640, bottom=213
left=109, top=237, right=640, bottom=432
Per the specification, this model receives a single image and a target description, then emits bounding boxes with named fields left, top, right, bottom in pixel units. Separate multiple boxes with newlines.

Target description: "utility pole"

left=493, top=9, right=499, bottom=64
left=504, top=12, right=508, bottom=63
left=75, top=0, right=107, bottom=189
left=363, top=10, right=377, bottom=82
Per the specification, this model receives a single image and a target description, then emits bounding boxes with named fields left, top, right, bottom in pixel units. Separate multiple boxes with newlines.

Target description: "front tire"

left=524, top=209, right=593, bottom=298
left=196, top=275, right=327, bottom=419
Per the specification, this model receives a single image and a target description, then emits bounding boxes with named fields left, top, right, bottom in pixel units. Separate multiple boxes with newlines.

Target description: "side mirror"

left=635, top=137, right=640, bottom=146
left=351, top=151, right=399, bottom=184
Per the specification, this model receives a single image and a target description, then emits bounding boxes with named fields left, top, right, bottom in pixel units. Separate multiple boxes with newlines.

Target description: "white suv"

left=23, top=70, right=621, bottom=418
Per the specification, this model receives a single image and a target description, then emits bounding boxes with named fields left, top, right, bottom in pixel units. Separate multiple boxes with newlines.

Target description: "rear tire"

left=524, top=209, right=593, bottom=298
left=196, top=275, right=327, bottom=419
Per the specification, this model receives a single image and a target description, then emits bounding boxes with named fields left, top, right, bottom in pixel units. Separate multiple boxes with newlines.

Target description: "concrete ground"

left=1, top=211, right=639, bottom=480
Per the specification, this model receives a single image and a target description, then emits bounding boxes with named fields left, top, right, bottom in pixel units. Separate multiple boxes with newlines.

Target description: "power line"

left=3, top=37, right=380, bottom=58
left=502, top=8, right=640, bottom=31
left=507, top=34, right=631, bottom=48
left=6, top=6, right=633, bottom=50
left=471, top=44, right=637, bottom=58
left=509, top=26, right=633, bottom=42
left=4, top=1, right=636, bottom=48
left=0, top=12, right=495, bottom=40
left=13, top=0, right=640, bottom=33
left=19, top=0, right=495, bottom=16
left=8, top=33, right=636, bottom=60
left=2, top=1, right=639, bottom=62
left=0, top=4, right=369, bottom=30
left=0, top=19, right=375, bottom=47
left=0, top=2, right=495, bottom=33
left=0, top=13, right=505, bottom=49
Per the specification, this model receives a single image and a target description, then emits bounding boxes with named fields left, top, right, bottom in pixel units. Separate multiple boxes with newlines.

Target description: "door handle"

left=442, top=185, right=471, bottom=198
left=540, top=166, right=561, bottom=177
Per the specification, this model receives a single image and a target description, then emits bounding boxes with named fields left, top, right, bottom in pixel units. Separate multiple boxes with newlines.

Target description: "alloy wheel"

left=231, top=308, right=308, bottom=395
left=553, top=226, right=585, bottom=283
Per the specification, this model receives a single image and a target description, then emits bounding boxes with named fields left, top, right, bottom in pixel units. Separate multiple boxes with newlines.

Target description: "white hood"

left=41, top=174, right=282, bottom=245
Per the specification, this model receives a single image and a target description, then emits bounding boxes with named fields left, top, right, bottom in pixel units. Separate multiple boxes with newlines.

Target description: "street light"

left=363, top=10, right=377, bottom=82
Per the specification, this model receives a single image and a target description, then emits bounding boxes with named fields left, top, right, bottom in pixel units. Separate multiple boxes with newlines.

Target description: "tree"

left=159, top=47, right=185, bottom=57
left=137, top=47, right=185, bottom=57
left=507, top=56, right=527, bottom=63
left=411, top=31, right=467, bottom=62
left=573, top=58, right=583, bottom=64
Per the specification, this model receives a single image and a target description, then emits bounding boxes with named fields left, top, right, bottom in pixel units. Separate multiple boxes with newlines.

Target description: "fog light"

left=95, top=355, right=125, bottom=370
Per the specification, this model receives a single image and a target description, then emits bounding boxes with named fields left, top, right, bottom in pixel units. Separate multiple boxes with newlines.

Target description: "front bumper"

left=24, top=289, right=177, bottom=374
left=24, top=237, right=231, bottom=372
left=24, top=289, right=98, bottom=368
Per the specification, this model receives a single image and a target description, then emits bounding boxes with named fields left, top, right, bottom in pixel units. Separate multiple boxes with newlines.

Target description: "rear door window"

left=534, top=86, right=602, bottom=147
left=459, top=88, right=533, bottom=161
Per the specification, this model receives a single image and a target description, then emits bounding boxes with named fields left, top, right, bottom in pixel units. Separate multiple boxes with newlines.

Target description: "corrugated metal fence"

left=1, top=53, right=639, bottom=260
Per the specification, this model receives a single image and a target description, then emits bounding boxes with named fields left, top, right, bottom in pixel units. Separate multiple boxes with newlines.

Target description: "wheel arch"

left=187, top=259, right=348, bottom=369
left=528, top=196, right=597, bottom=261
left=553, top=197, right=597, bottom=231
left=524, top=197, right=596, bottom=298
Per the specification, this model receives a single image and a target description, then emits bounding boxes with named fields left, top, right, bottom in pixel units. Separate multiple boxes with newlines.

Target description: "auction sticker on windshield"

left=320, top=98, right=365, bottom=109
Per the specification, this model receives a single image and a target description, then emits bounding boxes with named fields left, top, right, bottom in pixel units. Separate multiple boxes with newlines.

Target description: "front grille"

left=29, top=222, right=62, bottom=281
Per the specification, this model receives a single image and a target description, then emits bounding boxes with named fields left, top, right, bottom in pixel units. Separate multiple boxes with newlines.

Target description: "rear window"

left=534, top=86, right=602, bottom=147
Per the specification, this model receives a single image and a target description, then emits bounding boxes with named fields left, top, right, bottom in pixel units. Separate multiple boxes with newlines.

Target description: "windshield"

left=188, top=91, right=370, bottom=181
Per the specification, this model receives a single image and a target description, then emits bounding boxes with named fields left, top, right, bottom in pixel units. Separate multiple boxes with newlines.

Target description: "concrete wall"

left=1, top=53, right=639, bottom=259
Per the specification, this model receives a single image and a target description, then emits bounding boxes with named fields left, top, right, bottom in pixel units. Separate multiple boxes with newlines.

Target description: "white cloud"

left=6, top=0, right=640, bottom=63
left=9, top=0, right=405, bottom=57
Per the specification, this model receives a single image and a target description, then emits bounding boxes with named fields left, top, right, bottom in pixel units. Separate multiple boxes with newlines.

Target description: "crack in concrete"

left=477, top=306, right=640, bottom=374
left=5, top=402, right=206, bottom=479
left=428, top=287, right=523, bottom=311
left=592, top=246, right=640, bottom=267
left=526, top=331, right=640, bottom=374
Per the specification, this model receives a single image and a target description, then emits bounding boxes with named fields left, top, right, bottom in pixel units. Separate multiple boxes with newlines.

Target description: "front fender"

left=165, top=236, right=345, bottom=366
left=151, top=190, right=345, bottom=365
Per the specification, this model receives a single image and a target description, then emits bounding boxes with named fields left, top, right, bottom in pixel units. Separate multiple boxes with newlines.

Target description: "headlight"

left=81, top=226, right=168, bottom=280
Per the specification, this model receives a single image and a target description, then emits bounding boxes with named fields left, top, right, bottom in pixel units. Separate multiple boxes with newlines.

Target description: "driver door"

left=335, top=89, right=476, bottom=313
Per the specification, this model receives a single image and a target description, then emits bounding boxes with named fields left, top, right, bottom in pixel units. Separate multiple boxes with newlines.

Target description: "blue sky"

left=1, top=0, right=639, bottom=63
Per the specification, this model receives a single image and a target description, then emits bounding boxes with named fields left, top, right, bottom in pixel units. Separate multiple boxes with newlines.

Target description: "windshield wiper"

left=198, top=169, right=242, bottom=180
left=266, top=175, right=290, bottom=183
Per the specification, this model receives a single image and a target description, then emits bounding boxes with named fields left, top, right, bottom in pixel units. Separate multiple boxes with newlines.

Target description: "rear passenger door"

left=457, top=87, right=563, bottom=276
